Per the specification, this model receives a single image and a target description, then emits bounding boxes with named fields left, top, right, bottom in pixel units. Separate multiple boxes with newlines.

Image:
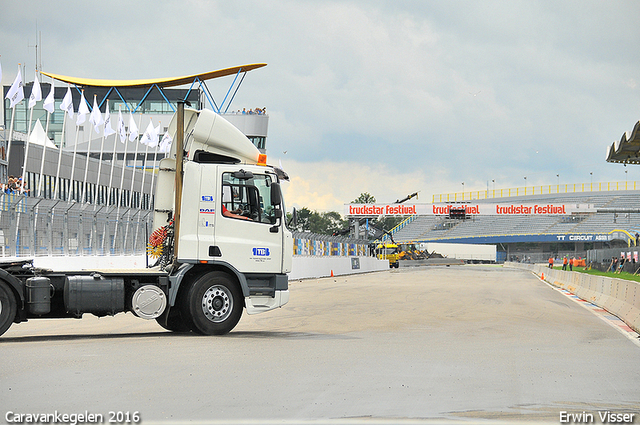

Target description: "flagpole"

left=80, top=98, right=97, bottom=204
left=44, top=79, right=53, bottom=135
left=37, top=79, right=54, bottom=198
left=5, top=64, right=24, bottom=170
left=94, top=99, right=110, bottom=207
left=113, top=111, right=132, bottom=253
left=133, top=123, right=153, bottom=248
left=123, top=113, right=143, bottom=252
left=52, top=110, right=67, bottom=200
left=128, top=114, right=143, bottom=208
left=6, top=103, right=17, bottom=173
left=104, top=106, right=120, bottom=254
left=21, top=104, right=35, bottom=191
left=36, top=130, right=48, bottom=198
left=69, top=120, right=81, bottom=201
left=107, top=106, right=124, bottom=208
left=149, top=143, right=160, bottom=210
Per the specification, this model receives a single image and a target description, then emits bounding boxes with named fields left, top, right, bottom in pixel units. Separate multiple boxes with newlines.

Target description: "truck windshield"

left=222, top=172, right=278, bottom=224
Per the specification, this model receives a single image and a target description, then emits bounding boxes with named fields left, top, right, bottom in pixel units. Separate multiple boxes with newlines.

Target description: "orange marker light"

left=257, top=154, right=267, bottom=166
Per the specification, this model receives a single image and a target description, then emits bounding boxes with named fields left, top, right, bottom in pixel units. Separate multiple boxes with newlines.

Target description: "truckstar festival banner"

left=345, top=203, right=596, bottom=217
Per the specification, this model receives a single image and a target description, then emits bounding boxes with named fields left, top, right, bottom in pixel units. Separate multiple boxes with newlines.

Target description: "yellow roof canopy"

left=40, top=63, right=267, bottom=88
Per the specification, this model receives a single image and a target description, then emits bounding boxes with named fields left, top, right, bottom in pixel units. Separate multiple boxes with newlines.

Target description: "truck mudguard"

left=167, top=261, right=252, bottom=306
left=0, top=268, right=25, bottom=308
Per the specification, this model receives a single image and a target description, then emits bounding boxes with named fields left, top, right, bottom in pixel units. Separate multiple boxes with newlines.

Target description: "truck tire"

left=0, top=281, right=17, bottom=337
left=182, top=271, right=243, bottom=335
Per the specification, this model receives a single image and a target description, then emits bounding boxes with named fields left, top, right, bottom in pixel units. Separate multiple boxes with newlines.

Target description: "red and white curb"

left=538, top=274, right=640, bottom=348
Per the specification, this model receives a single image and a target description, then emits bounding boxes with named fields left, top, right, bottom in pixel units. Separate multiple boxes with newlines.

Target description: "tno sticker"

left=252, top=248, right=270, bottom=256
left=201, top=195, right=214, bottom=202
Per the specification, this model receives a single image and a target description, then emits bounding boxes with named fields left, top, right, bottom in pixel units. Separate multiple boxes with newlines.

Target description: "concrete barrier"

left=505, top=262, right=640, bottom=334
left=290, top=256, right=389, bottom=280
left=399, top=258, right=465, bottom=267
left=15, top=254, right=389, bottom=281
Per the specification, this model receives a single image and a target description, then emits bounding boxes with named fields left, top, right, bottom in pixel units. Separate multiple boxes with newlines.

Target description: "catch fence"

left=0, top=193, right=152, bottom=257
left=0, top=194, right=372, bottom=259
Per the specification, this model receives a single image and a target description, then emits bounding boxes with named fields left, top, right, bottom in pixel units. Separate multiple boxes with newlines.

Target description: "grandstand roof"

left=606, top=120, right=640, bottom=164
left=40, top=64, right=266, bottom=88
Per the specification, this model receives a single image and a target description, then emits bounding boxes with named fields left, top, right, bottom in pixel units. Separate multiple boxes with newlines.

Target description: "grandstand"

left=390, top=187, right=640, bottom=262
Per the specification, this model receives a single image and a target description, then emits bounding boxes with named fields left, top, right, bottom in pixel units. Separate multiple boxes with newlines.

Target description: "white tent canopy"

left=28, top=119, right=57, bottom=149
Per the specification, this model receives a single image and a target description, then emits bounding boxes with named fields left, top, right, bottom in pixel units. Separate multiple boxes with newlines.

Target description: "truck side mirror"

left=270, top=182, right=282, bottom=206
left=287, top=207, right=298, bottom=229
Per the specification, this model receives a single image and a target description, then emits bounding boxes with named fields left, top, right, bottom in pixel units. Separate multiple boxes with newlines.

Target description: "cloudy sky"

left=2, top=0, right=640, bottom=212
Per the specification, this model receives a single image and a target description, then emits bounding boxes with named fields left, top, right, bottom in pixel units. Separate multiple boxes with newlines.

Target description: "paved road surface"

left=1, top=265, right=639, bottom=424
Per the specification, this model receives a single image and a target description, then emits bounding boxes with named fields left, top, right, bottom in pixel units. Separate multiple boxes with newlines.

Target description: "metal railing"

left=433, top=180, right=640, bottom=203
left=0, top=194, right=152, bottom=257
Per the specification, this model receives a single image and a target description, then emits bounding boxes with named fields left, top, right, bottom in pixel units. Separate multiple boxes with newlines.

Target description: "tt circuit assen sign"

left=345, top=203, right=596, bottom=216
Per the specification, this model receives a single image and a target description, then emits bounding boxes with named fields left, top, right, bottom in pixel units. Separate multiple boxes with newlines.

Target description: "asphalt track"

left=1, top=265, right=639, bottom=424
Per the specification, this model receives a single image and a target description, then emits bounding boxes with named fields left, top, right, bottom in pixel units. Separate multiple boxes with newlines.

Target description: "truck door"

left=215, top=168, right=284, bottom=274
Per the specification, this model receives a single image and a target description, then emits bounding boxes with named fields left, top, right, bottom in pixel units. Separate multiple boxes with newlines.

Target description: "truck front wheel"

left=182, top=271, right=243, bottom=335
left=0, top=281, right=17, bottom=337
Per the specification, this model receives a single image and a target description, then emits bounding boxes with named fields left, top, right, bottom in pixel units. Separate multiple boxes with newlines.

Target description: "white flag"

left=60, top=86, right=74, bottom=118
left=117, top=108, right=126, bottom=143
left=28, top=71, right=42, bottom=109
left=5, top=66, right=24, bottom=108
left=128, top=111, right=139, bottom=141
left=151, top=124, right=161, bottom=148
left=159, top=132, right=172, bottom=153
left=43, top=81, right=55, bottom=114
left=89, top=96, right=104, bottom=134
left=76, top=91, right=90, bottom=125
left=140, top=120, right=155, bottom=146
left=103, top=108, right=115, bottom=136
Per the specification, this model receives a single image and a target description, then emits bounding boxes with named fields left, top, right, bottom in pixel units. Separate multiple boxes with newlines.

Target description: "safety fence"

left=0, top=194, right=152, bottom=257
left=0, top=195, right=372, bottom=259
left=433, top=180, right=640, bottom=203
left=505, top=262, right=640, bottom=334
left=292, top=232, right=371, bottom=257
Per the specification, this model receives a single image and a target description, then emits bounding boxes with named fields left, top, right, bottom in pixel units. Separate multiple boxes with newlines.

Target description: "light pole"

left=590, top=172, right=593, bottom=190
left=524, top=176, right=527, bottom=195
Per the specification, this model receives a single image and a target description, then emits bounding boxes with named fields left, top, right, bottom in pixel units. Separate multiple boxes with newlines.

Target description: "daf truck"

left=0, top=103, right=292, bottom=337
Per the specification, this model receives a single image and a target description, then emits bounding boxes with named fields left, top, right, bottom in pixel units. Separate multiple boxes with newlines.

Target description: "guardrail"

left=504, top=262, right=640, bottom=334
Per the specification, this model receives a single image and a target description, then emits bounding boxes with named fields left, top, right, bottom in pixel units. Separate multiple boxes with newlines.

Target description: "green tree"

left=350, top=192, right=406, bottom=235
left=288, top=207, right=348, bottom=235
left=352, top=192, right=376, bottom=204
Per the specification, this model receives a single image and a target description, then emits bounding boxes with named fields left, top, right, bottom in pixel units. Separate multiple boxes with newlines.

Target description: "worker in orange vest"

left=562, top=256, right=568, bottom=270
left=548, top=256, right=554, bottom=269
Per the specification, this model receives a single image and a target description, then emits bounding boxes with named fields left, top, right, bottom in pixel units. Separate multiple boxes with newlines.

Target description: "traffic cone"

left=541, top=272, right=545, bottom=280
left=330, top=270, right=334, bottom=277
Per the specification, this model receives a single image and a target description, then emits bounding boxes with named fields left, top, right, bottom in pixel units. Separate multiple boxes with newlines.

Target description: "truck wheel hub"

left=202, top=285, right=232, bottom=322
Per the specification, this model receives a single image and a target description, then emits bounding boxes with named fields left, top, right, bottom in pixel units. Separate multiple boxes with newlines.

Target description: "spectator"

left=616, top=256, right=625, bottom=274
